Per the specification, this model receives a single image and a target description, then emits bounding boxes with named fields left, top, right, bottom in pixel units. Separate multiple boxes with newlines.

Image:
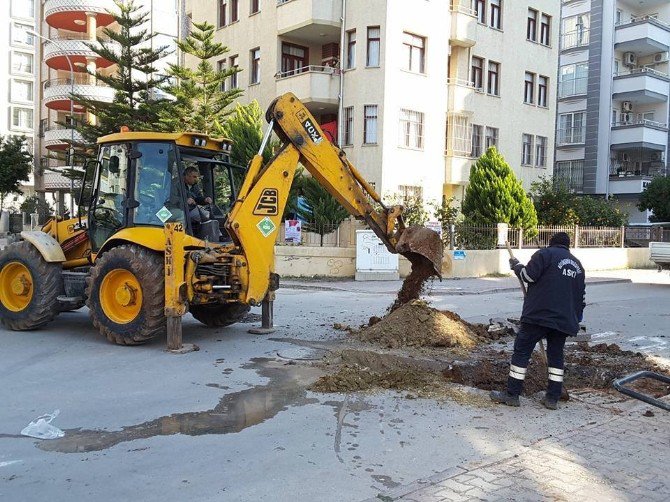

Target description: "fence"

left=272, top=219, right=669, bottom=251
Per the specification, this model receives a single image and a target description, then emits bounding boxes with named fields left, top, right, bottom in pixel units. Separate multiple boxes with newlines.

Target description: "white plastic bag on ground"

left=21, top=410, right=65, bottom=440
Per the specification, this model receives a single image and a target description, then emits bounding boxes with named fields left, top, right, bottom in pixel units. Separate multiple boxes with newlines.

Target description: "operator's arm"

left=189, top=184, right=210, bottom=205
left=511, top=249, right=548, bottom=284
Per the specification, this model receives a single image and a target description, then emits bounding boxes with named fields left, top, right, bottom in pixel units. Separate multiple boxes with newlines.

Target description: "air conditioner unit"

left=653, top=52, right=668, bottom=63
left=621, top=112, right=633, bottom=123
left=621, top=101, right=633, bottom=112
left=624, top=52, right=637, bottom=66
left=622, top=152, right=630, bottom=162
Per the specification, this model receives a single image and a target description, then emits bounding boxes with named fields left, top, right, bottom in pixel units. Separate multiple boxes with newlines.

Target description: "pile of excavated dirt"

left=353, top=300, right=503, bottom=350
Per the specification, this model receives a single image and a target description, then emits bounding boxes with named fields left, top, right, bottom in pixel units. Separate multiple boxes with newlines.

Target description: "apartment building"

left=186, top=0, right=558, bottom=206
left=446, top=0, right=559, bottom=199
left=2, top=0, right=39, bottom=204
left=35, top=0, right=180, bottom=213
left=556, top=0, right=670, bottom=223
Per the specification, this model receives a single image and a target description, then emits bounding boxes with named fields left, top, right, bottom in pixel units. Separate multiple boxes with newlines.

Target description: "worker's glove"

left=509, top=258, right=520, bottom=269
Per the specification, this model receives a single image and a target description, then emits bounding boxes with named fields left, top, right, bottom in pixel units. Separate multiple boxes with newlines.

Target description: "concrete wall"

left=275, top=246, right=656, bottom=278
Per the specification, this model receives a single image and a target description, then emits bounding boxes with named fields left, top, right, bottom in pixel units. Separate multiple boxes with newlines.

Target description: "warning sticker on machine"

left=156, top=206, right=173, bottom=223
left=257, top=217, right=276, bottom=237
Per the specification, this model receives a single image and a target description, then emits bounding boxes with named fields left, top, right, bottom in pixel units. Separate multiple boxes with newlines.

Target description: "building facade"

left=2, top=0, right=39, bottom=205
left=186, top=0, right=559, bottom=206
left=556, top=0, right=670, bottom=223
left=35, top=0, right=180, bottom=214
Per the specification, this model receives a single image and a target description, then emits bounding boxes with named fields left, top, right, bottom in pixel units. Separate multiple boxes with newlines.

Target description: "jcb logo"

left=301, top=118, right=323, bottom=144
left=253, top=188, right=279, bottom=216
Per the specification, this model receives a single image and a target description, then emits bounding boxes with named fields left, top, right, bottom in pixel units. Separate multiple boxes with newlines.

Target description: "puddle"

left=371, top=474, right=401, bottom=489
left=37, top=359, right=323, bottom=454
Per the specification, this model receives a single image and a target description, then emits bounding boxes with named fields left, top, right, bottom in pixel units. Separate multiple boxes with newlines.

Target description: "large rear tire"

left=190, top=303, right=250, bottom=328
left=0, top=241, right=63, bottom=330
left=86, top=245, right=165, bottom=345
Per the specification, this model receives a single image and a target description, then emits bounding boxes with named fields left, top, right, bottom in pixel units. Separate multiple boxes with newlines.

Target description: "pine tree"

left=462, top=147, right=538, bottom=234
left=296, top=176, right=349, bottom=246
left=159, top=21, right=242, bottom=134
left=72, top=0, right=174, bottom=148
left=220, top=101, right=274, bottom=166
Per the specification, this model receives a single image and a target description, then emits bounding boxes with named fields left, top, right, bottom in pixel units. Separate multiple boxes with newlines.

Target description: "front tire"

left=86, top=245, right=165, bottom=345
left=190, top=303, right=250, bottom=328
left=0, top=241, right=63, bottom=330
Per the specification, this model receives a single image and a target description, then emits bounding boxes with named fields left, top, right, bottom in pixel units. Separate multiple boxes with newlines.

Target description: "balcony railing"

left=560, top=29, right=590, bottom=50
left=614, top=66, right=670, bottom=79
left=44, top=76, right=109, bottom=89
left=275, top=65, right=337, bottom=80
left=610, top=163, right=666, bottom=177
left=613, top=119, right=668, bottom=129
left=558, top=77, right=588, bottom=98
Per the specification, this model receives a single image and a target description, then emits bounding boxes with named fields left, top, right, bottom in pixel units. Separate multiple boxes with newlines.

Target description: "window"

left=12, top=23, right=33, bottom=45
left=471, top=124, right=483, bottom=157
left=346, top=30, right=356, bottom=69
left=522, top=134, right=534, bottom=165
left=490, top=0, right=502, bottom=29
left=250, top=0, right=259, bottom=14
left=559, top=63, right=588, bottom=97
left=343, top=106, right=354, bottom=146
left=487, top=61, right=499, bottom=96
left=366, top=26, right=380, bottom=67
left=562, top=14, right=590, bottom=49
left=217, top=59, right=226, bottom=90
left=11, top=52, right=33, bottom=74
left=398, top=185, right=423, bottom=203
left=219, top=0, right=227, bottom=27
left=527, top=9, right=537, bottom=41
left=250, top=48, right=260, bottom=84
left=554, top=160, right=584, bottom=192
left=231, top=0, right=239, bottom=22
left=524, top=72, right=535, bottom=104
left=535, top=136, right=547, bottom=167
left=471, top=56, right=484, bottom=90
left=399, top=109, right=424, bottom=149
left=281, top=42, right=308, bottom=75
left=11, top=0, right=34, bottom=19
left=538, top=75, right=548, bottom=107
left=11, top=80, right=33, bottom=102
left=473, top=0, right=485, bottom=24
left=485, top=127, right=498, bottom=149
left=364, top=105, right=378, bottom=144
left=402, top=32, right=425, bottom=73
left=229, top=55, right=239, bottom=88
left=558, top=112, right=586, bottom=145
left=540, top=14, right=551, bottom=46
left=616, top=9, right=622, bottom=25
left=11, top=107, right=33, bottom=129
left=446, top=113, right=471, bottom=156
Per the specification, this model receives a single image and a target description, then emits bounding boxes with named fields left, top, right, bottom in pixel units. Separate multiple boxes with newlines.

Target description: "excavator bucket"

left=395, top=225, right=444, bottom=278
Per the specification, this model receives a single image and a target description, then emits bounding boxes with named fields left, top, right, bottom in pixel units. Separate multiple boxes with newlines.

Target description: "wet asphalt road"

left=0, top=270, right=668, bottom=501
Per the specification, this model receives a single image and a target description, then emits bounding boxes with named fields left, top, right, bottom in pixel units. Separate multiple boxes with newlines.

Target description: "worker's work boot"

left=541, top=397, right=559, bottom=410
left=489, top=390, right=520, bottom=407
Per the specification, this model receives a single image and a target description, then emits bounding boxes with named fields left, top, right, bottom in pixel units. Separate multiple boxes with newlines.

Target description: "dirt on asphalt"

left=310, top=302, right=669, bottom=403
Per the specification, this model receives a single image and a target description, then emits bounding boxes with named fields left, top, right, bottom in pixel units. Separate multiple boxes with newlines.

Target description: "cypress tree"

left=462, top=147, right=538, bottom=234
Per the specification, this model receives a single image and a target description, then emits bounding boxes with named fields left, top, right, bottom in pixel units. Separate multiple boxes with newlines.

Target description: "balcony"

left=615, top=17, right=670, bottom=55
left=560, top=28, right=590, bottom=51
left=613, top=67, right=670, bottom=103
left=275, top=66, right=339, bottom=109
left=44, top=126, right=84, bottom=151
left=450, top=6, right=477, bottom=48
left=557, top=127, right=586, bottom=147
left=277, top=0, right=342, bottom=43
left=44, top=77, right=114, bottom=111
left=447, top=79, right=476, bottom=112
left=445, top=156, right=472, bottom=185
left=44, top=0, right=116, bottom=32
left=44, top=36, right=117, bottom=71
left=610, top=120, right=668, bottom=150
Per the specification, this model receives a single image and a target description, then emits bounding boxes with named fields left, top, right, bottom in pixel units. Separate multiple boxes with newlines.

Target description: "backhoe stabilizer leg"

left=248, top=293, right=275, bottom=335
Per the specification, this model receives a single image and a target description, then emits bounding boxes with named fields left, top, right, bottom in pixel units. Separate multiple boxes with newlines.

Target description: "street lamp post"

left=29, top=30, right=76, bottom=216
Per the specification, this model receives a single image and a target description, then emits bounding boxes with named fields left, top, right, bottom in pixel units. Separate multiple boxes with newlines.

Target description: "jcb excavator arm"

left=225, top=93, right=442, bottom=306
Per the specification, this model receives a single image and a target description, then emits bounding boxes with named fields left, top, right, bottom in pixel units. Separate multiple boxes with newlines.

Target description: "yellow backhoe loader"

left=0, top=93, right=442, bottom=348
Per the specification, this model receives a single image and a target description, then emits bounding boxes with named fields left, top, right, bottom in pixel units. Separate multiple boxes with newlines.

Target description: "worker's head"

left=183, top=166, right=200, bottom=186
left=549, top=232, right=571, bottom=248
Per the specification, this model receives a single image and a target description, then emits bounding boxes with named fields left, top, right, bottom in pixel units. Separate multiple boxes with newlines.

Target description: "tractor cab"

left=84, top=131, right=245, bottom=250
